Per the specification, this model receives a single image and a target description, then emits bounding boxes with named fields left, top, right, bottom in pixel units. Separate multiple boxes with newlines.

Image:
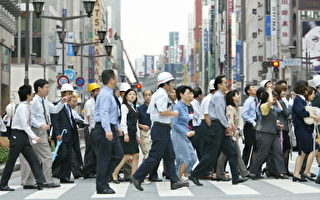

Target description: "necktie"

left=42, top=99, right=49, bottom=125
left=27, top=104, right=31, bottom=126
left=114, top=92, right=121, bottom=123
left=67, top=104, right=76, bottom=128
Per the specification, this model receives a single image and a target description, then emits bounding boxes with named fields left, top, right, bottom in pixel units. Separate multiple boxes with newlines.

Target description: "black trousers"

left=93, top=123, right=123, bottom=192
left=0, top=129, right=45, bottom=186
left=133, top=123, right=180, bottom=183
left=242, top=122, right=257, bottom=167
left=190, top=125, right=205, bottom=161
left=191, top=120, right=239, bottom=180
left=83, top=126, right=97, bottom=177
left=250, top=131, right=286, bottom=175
left=52, top=142, right=73, bottom=180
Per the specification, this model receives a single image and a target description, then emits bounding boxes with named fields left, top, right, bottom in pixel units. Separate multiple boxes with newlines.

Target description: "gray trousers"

left=20, top=128, right=54, bottom=185
left=216, top=139, right=249, bottom=178
left=249, top=131, right=286, bottom=175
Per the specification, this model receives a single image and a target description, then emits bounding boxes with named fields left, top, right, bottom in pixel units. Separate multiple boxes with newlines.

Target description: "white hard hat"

left=260, top=80, right=271, bottom=88
left=119, top=82, right=131, bottom=92
left=61, top=83, right=74, bottom=92
left=313, top=75, right=320, bottom=88
left=157, top=72, right=174, bottom=86
left=208, top=79, right=215, bottom=90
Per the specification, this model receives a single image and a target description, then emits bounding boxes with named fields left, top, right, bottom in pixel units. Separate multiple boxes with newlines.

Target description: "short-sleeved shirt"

left=200, top=93, right=212, bottom=116
left=147, top=87, right=172, bottom=124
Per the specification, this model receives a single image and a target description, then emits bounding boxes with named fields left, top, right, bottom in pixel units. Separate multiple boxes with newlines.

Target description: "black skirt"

left=120, top=133, right=139, bottom=154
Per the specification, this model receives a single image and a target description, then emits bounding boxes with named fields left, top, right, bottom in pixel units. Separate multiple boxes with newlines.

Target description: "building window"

left=252, top=56, right=257, bottom=62
left=1, top=45, right=11, bottom=72
left=252, top=9, right=257, bottom=14
left=252, top=32, right=257, bottom=38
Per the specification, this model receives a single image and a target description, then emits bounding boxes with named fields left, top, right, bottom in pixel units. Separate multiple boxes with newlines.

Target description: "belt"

left=95, top=122, right=116, bottom=128
left=153, top=121, right=171, bottom=127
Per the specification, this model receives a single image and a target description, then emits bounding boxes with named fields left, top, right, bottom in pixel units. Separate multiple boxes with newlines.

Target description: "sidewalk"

left=0, top=139, right=85, bottom=176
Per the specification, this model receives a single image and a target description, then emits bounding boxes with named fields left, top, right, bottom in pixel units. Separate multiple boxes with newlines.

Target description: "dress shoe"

left=310, top=173, right=316, bottom=178
left=303, top=173, right=315, bottom=181
left=286, top=172, right=293, bottom=177
left=44, top=183, right=61, bottom=188
left=131, top=177, right=143, bottom=191
left=149, top=177, right=163, bottom=182
left=250, top=174, right=264, bottom=180
left=217, top=177, right=232, bottom=182
left=292, top=176, right=307, bottom=182
left=315, top=176, right=320, bottom=184
left=60, top=179, right=74, bottom=184
left=171, top=180, right=189, bottom=190
left=112, top=180, right=120, bottom=184
left=244, top=173, right=255, bottom=179
left=23, top=185, right=38, bottom=189
left=188, top=175, right=203, bottom=186
left=97, top=188, right=115, bottom=194
left=232, top=177, right=249, bottom=185
left=200, top=175, right=212, bottom=180
left=83, top=174, right=96, bottom=179
left=0, top=186, right=15, bottom=191
left=37, top=184, right=45, bottom=190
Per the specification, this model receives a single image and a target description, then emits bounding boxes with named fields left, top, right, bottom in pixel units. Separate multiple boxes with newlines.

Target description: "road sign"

left=282, top=58, right=302, bottom=67
left=57, top=75, right=70, bottom=87
left=64, top=69, right=76, bottom=82
left=75, top=77, right=85, bottom=87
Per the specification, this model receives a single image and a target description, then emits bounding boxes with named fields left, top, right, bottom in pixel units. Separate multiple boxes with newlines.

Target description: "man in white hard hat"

left=119, top=82, right=131, bottom=104
left=131, top=72, right=189, bottom=191
left=20, top=79, right=68, bottom=189
left=260, top=80, right=272, bottom=89
left=51, top=83, right=77, bottom=184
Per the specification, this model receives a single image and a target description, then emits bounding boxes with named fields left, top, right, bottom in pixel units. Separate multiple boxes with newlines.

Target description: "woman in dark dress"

left=112, top=89, right=140, bottom=183
left=292, top=81, right=320, bottom=182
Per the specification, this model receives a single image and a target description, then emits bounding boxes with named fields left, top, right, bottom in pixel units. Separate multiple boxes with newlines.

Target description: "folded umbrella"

left=52, top=129, right=67, bottom=161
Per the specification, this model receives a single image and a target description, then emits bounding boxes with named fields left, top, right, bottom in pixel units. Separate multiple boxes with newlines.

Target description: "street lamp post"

left=289, top=45, right=314, bottom=80
left=31, top=53, right=60, bottom=80
left=240, top=74, right=245, bottom=105
left=24, top=0, right=31, bottom=85
left=32, top=0, right=95, bottom=75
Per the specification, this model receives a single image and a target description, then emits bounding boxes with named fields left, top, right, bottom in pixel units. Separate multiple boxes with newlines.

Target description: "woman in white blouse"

left=112, top=89, right=140, bottom=183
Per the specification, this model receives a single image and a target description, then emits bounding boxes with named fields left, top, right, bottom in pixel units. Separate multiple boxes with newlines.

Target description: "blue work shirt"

left=208, top=90, right=229, bottom=128
left=95, top=86, right=120, bottom=132
left=137, top=103, right=152, bottom=127
left=241, top=96, right=257, bottom=127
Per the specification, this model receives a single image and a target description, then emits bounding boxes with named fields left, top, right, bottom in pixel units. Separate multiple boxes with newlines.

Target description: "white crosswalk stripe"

left=156, top=182, right=194, bottom=197
left=25, top=184, right=76, bottom=199
left=1, top=179, right=320, bottom=199
left=263, top=179, right=320, bottom=194
left=91, top=183, right=130, bottom=198
left=209, top=181, right=260, bottom=195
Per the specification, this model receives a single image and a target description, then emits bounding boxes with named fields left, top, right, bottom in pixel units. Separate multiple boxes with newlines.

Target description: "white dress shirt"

left=12, top=101, right=37, bottom=139
left=147, top=87, right=172, bottom=124
left=200, top=93, right=212, bottom=116
left=84, top=97, right=96, bottom=130
left=120, top=103, right=140, bottom=137
left=190, top=99, right=202, bottom=126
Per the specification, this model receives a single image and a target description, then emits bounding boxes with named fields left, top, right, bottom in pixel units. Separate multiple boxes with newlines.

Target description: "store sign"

left=271, top=0, right=278, bottom=57
left=280, top=0, right=290, bottom=46
left=265, top=15, right=271, bottom=36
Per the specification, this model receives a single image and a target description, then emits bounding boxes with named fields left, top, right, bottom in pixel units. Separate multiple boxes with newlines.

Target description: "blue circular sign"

left=64, top=69, right=76, bottom=82
left=75, top=77, right=85, bottom=87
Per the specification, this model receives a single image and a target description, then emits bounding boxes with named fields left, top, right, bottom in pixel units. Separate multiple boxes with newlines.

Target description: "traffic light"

left=272, top=60, right=280, bottom=68
left=136, top=84, right=142, bottom=89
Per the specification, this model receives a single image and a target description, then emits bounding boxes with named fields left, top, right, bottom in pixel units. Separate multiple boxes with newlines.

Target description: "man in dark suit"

left=51, top=83, right=77, bottom=184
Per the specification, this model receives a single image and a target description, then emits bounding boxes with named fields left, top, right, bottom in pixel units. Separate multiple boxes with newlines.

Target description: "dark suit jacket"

left=51, top=102, right=77, bottom=143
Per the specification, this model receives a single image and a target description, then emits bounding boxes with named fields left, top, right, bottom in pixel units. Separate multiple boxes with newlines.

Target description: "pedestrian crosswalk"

left=0, top=179, right=320, bottom=199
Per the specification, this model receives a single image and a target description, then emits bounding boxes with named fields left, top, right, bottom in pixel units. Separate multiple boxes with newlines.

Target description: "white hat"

left=157, top=72, right=174, bottom=86
left=61, top=83, right=74, bottom=92
left=208, top=79, right=215, bottom=90
left=119, top=82, right=131, bottom=92
left=313, top=75, right=320, bottom=88
left=260, top=80, right=271, bottom=88
left=5, top=102, right=16, bottom=118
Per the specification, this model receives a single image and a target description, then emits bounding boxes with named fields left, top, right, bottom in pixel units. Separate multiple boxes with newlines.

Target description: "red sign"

left=75, top=77, right=85, bottom=87
left=57, top=75, right=70, bottom=87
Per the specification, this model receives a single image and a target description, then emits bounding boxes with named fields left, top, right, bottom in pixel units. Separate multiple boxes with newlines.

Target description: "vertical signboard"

left=144, top=55, right=155, bottom=75
left=163, top=46, right=169, bottom=64
left=271, top=0, right=278, bottom=57
left=265, top=15, right=271, bottom=36
left=235, top=41, right=242, bottom=82
left=179, top=45, right=185, bottom=64
left=280, top=0, right=290, bottom=46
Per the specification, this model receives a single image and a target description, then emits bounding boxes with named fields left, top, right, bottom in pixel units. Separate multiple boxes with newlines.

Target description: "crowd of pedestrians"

left=0, top=70, right=320, bottom=195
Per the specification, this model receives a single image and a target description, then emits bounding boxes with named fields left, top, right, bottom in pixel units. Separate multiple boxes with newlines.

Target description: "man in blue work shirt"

left=92, top=69, right=123, bottom=194
left=189, top=75, right=248, bottom=185
left=131, top=72, right=189, bottom=191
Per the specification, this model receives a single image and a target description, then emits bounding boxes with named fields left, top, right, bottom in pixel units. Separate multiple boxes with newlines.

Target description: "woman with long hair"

left=112, top=89, right=140, bottom=183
